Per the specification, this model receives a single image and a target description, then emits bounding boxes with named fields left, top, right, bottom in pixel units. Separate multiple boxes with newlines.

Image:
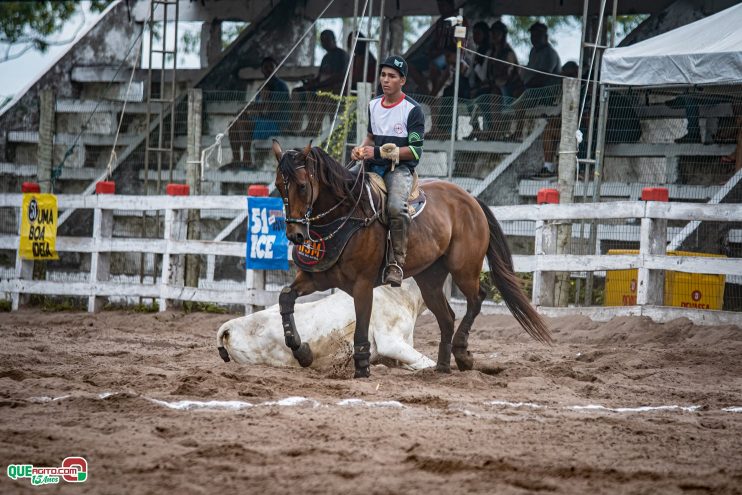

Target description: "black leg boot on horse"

left=279, top=287, right=314, bottom=367
left=383, top=165, right=413, bottom=287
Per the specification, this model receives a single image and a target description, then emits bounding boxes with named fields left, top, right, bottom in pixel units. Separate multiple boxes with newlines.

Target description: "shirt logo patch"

left=394, top=123, right=404, bottom=135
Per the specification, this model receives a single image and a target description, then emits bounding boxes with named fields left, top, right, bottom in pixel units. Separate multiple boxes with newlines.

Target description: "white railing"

left=1, top=194, right=740, bottom=324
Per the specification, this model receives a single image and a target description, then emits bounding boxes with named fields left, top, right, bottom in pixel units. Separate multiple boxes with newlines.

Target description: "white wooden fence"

left=1, top=194, right=740, bottom=325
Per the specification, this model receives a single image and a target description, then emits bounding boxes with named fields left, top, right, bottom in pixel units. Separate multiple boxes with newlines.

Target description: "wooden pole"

left=37, top=89, right=55, bottom=193
left=555, top=78, right=580, bottom=306
left=185, top=88, right=203, bottom=289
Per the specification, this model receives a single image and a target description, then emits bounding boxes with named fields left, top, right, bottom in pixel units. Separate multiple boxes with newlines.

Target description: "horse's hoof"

left=454, top=351, right=474, bottom=371
left=353, top=366, right=371, bottom=379
left=293, top=343, right=314, bottom=368
left=435, top=363, right=452, bottom=374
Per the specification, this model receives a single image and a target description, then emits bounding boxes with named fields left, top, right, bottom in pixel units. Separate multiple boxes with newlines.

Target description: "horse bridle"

left=279, top=151, right=374, bottom=243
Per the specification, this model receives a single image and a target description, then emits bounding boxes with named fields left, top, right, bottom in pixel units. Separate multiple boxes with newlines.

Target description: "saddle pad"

left=367, top=172, right=427, bottom=225
left=292, top=217, right=366, bottom=273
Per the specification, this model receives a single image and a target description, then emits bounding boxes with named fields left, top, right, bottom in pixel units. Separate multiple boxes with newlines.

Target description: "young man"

left=351, top=55, right=425, bottom=287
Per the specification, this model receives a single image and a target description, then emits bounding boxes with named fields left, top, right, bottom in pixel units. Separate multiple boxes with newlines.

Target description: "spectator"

left=485, top=20, right=522, bottom=98
left=347, top=31, right=377, bottom=90
left=429, top=46, right=470, bottom=138
left=295, top=30, right=349, bottom=135
left=407, top=0, right=466, bottom=94
left=297, top=30, right=349, bottom=94
left=521, top=22, right=561, bottom=90
left=228, top=57, right=289, bottom=168
left=467, top=22, right=490, bottom=98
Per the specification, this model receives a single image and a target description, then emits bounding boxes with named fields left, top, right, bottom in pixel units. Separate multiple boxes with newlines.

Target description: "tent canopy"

left=601, top=3, right=742, bottom=86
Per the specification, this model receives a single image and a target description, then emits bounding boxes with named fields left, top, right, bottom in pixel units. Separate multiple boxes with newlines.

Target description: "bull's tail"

left=476, top=198, right=553, bottom=345
left=216, top=325, right=231, bottom=362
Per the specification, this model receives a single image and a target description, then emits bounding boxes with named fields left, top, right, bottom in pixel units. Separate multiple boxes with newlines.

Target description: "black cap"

left=379, top=55, right=408, bottom=78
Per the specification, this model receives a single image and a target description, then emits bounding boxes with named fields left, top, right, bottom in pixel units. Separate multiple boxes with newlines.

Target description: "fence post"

left=356, top=83, right=372, bottom=145
left=37, top=89, right=55, bottom=193
left=160, top=184, right=189, bottom=311
left=245, top=269, right=265, bottom=315
left=185, top=88, right=203, bottom=289
left=637, top=187, right=668, bottom=307
left=11, top=182, right=39, bottom=310
left=532, top=189, right=559, bottom=306
left=88, top=182, right=115, bottom=312
left=555, top=77, right=580, bottom=306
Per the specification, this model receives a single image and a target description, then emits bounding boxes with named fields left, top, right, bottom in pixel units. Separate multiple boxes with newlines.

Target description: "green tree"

left=0, top=1, right=112, bottom=62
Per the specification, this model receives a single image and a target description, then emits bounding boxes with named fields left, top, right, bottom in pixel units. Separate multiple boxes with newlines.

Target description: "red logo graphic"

left=691, top=290, right=702, bottom=301
left=394, top=123, right=404, bottom=135
left=295, top=231, right=325, bottom=266
left=629, top=279, right=637, bottom=292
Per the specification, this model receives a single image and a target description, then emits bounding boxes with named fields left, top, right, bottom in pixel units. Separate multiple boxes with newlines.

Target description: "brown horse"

left=272, top=141, right=552, bottom=378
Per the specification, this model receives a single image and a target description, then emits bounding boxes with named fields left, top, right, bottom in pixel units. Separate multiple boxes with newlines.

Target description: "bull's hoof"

left=353, top=366, right=371, bottom=379
left=293, top=343, right=314, bottom=368
left=217, top=346, right=231, bottom=363
left=435, top=363, right=452, bottom=374
left=454, top=350, right=474, bottom=371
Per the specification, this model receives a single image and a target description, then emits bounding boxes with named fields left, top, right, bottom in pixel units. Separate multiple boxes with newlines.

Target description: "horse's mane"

left=279, top=146, right=360, bottom=200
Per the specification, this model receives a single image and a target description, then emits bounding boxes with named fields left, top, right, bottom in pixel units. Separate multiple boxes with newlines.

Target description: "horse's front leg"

left=279, top=271, right=317, bottom=367
left=352, top=280, right=374, bottom=379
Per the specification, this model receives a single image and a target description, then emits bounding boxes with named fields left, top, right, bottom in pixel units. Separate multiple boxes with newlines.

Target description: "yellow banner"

left=20, top=193, right=59, bottom=260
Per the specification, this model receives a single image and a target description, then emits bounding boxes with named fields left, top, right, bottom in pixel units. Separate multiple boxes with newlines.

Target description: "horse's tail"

left=476, top=198, right=553, bottom=345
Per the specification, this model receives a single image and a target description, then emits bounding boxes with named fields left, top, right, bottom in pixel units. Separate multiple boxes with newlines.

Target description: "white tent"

left=601, top=2, right=742, bottom=86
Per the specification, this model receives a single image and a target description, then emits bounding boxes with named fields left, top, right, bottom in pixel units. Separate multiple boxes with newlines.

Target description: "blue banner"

left=246, top=196, right=289, bottom=270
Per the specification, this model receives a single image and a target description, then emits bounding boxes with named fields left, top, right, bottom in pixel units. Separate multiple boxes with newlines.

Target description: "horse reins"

left=280, top=152, right=379, bottom=244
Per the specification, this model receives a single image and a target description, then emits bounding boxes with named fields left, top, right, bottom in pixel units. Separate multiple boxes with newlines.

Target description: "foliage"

left=0, top=299, right=11, bottom=312
left=479, top=271, right=532, bottom=302
left=317, top=91, right=357, bottom=163
left=0, top=1, right=111, bottom=62
left=104, top=300, right=160, bottom=313
left=183, top=301, right=228, bottom=314
left=28, top=295, right=86, bottom=312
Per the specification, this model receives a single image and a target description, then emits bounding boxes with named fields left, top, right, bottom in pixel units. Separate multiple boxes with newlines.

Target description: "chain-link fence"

left=2, top=78, right=741, bottom=312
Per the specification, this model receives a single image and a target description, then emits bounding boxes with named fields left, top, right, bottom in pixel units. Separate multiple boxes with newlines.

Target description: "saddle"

left=366, top=172, right=427, bottom=225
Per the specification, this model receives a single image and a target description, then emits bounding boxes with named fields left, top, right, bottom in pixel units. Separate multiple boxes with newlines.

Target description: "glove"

left=380, top=143, right=400, bottom=171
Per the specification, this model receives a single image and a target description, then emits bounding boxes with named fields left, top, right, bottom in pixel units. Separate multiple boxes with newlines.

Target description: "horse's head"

left=273, top=140, right=318, bottom=245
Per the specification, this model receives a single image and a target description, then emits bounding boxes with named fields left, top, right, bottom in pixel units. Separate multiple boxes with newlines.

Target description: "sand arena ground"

left=1, top=309, right=741, bottom=494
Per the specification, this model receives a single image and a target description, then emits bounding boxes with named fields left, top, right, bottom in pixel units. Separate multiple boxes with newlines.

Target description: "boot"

left=383, top=223, right=408, bottom=287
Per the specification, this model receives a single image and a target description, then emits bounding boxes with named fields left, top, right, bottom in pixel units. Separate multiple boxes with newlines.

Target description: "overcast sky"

left=0, top=4, right=584, bottom=100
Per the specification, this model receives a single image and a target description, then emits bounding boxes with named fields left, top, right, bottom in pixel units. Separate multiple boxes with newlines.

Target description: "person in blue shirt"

left=351, top=55, right=425, bottom=287
left=228, top=57, right=289, bottom=168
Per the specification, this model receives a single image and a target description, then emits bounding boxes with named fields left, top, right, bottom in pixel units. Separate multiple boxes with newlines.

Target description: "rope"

left=461, top=45, right=593, bottom=84
left=49, top=5, right=152, bottom=191
left=203, top=0, right=338, bottom=169
left=105, top=24, right=145, bottom=181
left=326, top=0, right=369, bottom=143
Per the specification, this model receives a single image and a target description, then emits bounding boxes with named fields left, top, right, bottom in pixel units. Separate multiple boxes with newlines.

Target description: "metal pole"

left=447, top=9, right=463, bottom=181
left=610, top=0, right=618, bottom=48
left=363, top=0, right=373, bottom=85
left=347, top=0, right=359, bottom=98
left=373, top=0, right=386, bottom=95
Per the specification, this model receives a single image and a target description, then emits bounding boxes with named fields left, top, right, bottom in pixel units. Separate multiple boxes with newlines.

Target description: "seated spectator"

left=407, top=0, right=467, bottom=95
left=297, top=30, right=349, bottom=94
left=347, top=31, right=377, bottom=90
left=429, top=46, right=470, bottom=139
left=521, top=22, right=561, bottom=90
left=228, top=57, right=289, bottom=168
left=295, top=30, right=349, bottom=135
left=485, top=20, right=522, bottom=98
left=467, top=22, right=490, bottom=98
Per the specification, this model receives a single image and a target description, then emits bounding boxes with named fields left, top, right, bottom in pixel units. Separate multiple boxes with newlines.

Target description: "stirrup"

left=382, top=262, right=403, bottom=287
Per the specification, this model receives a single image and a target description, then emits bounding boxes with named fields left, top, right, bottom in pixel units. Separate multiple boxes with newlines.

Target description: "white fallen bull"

left=217, top=280, right=434, bottom=370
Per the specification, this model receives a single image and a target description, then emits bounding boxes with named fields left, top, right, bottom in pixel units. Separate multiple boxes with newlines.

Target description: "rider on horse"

left=351, top=55, right=425, bottom=287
